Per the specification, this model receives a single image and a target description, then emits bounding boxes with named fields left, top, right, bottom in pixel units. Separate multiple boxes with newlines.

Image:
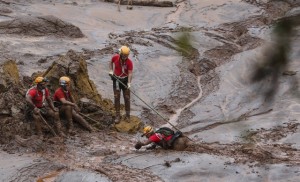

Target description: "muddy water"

left=1, top=0, right=300, bottom=182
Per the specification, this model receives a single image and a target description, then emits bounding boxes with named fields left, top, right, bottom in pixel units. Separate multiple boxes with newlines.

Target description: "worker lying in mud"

left=53, top=76, right=95, bottom=135
left=135, top=125, right=182, bottom=150
left=25, top=76, right=65, bottom=138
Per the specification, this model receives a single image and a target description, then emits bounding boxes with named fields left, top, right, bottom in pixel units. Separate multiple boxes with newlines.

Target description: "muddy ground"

left=0, top=0, right=300, bottom=181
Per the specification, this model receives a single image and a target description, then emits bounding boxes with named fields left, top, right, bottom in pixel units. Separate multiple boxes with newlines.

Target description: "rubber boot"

left=33, top=114, right=43, bottom=139
left=54, top=120, right=66, bottom=138
left=124, top=89, right=130, bottom=122
left=125, top=111, right=130, bottom=122
left=51, top=111, right=66, bottom=137
left=67, top=119, right=75, bottom=135
left=114, top=90, right=121, bottom=124
left=64, top=106, right=75, bottom=136
left=115, top=112, right=121, bottom=124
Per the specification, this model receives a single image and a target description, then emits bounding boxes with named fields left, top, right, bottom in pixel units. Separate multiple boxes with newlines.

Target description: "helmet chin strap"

left=61, top=85, right=68, bottom=91
left=37, top=84, right=45, bottom=90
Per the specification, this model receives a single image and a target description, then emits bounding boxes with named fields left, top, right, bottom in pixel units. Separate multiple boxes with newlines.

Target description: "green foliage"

left=251, top=15, right=300, bottom=101
left=175, top=31, right=193, bottom=57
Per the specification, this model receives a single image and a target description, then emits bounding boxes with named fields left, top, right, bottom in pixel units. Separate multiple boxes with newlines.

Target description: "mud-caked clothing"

left=26, top=87, right=62, bottom=137
left=149, top=133, right=173, bottom=143
left=53, top=87, right=72, bottom=106
left=53, top=87, right=94, bottom=133
left=111, top=54, right=133, bottom=78
left=110, top=54, right=133, bottom=121
left=27, top=87, right=50, bottom=108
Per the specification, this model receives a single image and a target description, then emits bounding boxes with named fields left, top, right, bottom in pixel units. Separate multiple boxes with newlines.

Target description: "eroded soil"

left=0, top=0, right=300, bottom=181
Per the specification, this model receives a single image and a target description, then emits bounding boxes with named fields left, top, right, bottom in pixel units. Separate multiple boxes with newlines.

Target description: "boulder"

left=0, top=15, right=84, bottom=38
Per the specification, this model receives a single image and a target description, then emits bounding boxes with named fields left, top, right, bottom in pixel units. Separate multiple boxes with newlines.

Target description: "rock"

left=0, top=15, right=84, bottom=38
left=0, top=60, right=20, bottom=93
left=114, top=115, right=142, bottom=133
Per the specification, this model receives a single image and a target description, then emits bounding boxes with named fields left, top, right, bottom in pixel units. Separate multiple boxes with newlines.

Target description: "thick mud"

left=0, top=0, right=299, bottom=182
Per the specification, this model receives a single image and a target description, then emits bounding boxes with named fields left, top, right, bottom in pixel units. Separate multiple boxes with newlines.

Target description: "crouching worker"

left=53, top=76, right=95, bottom=135
left=135, top=125, right=182, bottom=150
left=26, top=76, right=65, bottom=138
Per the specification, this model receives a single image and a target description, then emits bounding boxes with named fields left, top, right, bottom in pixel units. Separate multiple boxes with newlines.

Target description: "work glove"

left=109, top=70, right=114, bottom=76
left=146, top=144, right=157, bottom=150
left=33, top=107, right=40, bottom=114
left=135, top=142, right=142, bottom=150
left=127, top=83, right=131, bottom=89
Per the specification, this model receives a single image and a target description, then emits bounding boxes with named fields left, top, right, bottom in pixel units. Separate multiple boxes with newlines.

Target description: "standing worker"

left=53, top=76, right=95, bottom=135
left=109, top=45, right=133, bottom=124
left=25, top=76, right=65, bottom=138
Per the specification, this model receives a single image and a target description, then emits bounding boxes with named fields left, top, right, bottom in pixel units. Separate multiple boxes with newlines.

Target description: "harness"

left=24, top=87, right=46, bottom=121
left=114, top=57, right=129, bottom=79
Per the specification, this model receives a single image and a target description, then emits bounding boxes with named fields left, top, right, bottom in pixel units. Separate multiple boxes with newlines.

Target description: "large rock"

left=0, top=60, right=30, bottom=144
left=114, top=116, right=142, bottom=133
left=43, top=50, right=112, bottom=110
left=0, top=60, right=24, bottom=115
left=0, top=60, right=20, bottom=93
left=0, top=15, right=84, bottom=38
left=42, top=50, right=142, bottom=130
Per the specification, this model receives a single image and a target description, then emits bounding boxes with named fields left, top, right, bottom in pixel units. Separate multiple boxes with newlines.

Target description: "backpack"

left=155, top=127, right=174, bottom=137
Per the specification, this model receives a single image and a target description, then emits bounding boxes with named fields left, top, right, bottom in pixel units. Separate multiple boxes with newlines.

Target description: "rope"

left=111, top=74, right=193, bottom=142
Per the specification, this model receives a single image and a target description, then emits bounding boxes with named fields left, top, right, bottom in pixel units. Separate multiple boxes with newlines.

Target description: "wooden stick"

left=38, top=112, right=58, bottom=137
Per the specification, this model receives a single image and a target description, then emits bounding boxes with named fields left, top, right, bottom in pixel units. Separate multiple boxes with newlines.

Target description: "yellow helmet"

left=120, top=46, right=130, bottom=55
left=142, top=126, right=153, bottom=136
left=59, top=76, right=70, bottom=86
left=34, top=76, right=48, bottom=84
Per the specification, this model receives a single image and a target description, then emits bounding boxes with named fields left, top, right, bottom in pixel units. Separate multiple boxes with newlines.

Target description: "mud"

left=0, top=0, right=299, bottom=182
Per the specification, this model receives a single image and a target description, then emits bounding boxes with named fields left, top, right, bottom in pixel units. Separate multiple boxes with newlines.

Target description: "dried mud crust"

left=7, top=161, right=66, bottom=182
left=6, top=131, right=163, bottom=181
left=186, top=123, right=300, bottom=165
left=94, top=163, right=163, bottom=182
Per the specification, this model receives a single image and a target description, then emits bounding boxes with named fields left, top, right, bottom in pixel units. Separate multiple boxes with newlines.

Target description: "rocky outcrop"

left=0, top=15, right=84, bottom=38
left=0, top=60, right=30, bottom=143
left=0, top=60, right=24, bottom=116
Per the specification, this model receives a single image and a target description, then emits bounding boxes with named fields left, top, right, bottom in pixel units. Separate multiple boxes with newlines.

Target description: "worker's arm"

left=25, top=94, right=36, bottom=108
left=135, top=139, right=154, bottom=150
left=46, top=96, right=57, bottom=112
left=26, top=94, right=39, bottom=114
left=127, top=70, right=133, bottom=84
left=59, top=97, right=75, bottom=106
left=109, top=61, right=114, bottom=75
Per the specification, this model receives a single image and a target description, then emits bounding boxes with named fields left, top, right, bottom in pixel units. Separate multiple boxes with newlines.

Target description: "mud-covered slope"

left=0, top=0, right=299, bottom=182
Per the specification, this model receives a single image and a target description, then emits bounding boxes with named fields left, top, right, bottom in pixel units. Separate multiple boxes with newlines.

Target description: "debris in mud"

left=282, top=70, right=297, bottom=76
left=95, top=163, right=163, bottom=182
left=105, top=0, right=174, bottom=7
left=163, top=157, right=181, bottom=167
left=0, top=15, right=84, bottom=38
left=186, top=122, right=300, bottom=165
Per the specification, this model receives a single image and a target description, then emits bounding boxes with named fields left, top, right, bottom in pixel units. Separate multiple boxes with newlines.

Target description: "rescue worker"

left=135, top=125, right=179, bottom=150
left=109, top=45, right=133, bottom=124
left=53, top=76, right=95, bottom=135
left=25, top=76, right=65, bottom=138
